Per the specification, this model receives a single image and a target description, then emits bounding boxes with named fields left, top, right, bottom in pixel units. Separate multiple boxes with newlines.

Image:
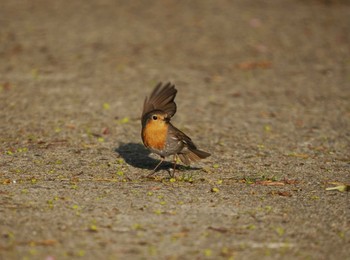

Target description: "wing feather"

left=142, top=82, right=177, bottom=118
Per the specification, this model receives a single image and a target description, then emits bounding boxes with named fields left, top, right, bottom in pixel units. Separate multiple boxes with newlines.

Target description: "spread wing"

left=142, top=82, right=177, bottom=118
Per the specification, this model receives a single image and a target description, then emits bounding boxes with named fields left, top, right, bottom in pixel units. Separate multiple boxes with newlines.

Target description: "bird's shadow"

left=114, top=142, right=200, bottom=172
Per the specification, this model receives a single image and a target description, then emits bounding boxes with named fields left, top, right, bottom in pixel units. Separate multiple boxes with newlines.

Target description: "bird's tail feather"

left=178, top=148, right=210, bottom=165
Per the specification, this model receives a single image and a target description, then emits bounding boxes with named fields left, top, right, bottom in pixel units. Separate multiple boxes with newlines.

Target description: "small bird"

left=141, top=82, right=210, bottom=176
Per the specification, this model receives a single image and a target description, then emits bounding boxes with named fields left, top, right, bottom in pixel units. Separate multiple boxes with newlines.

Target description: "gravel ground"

left=0, top=1, right=349, bottom=259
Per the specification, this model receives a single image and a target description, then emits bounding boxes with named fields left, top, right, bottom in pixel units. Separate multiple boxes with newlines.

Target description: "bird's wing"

left=142, top=82, right=177, bottom=118
left=168, top=123, right=197, bottom=150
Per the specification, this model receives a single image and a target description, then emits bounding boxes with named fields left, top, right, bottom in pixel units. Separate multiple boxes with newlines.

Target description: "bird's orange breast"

left=142, top=120, right=168, bottom=150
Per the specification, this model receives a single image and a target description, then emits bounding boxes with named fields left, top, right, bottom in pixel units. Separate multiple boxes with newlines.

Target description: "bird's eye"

left=152, top=115, right=158, bottom=120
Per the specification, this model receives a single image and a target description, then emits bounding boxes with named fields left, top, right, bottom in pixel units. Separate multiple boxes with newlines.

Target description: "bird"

left=141, top=82, right=210, bottom=176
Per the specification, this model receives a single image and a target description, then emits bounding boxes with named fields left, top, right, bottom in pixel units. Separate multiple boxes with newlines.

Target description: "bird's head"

left=142, top=110, right=169, bottom=128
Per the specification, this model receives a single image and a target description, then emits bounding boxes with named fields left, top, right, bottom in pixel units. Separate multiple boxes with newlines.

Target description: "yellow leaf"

left=211, top=187, right=219, bottom=192
left=213, top=164, right=220, bottom=169
left=326, top=185, right=350, bottom=192
left=204, top=249, right=212, bottom=257
left=103, top=103, right=110, bottom=110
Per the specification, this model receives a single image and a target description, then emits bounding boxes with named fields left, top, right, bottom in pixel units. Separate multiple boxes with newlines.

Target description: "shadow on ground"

left=114, top=142, right=200, bottom=172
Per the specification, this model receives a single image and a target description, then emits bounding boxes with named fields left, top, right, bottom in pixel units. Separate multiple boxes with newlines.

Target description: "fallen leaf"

left=117, top=117, right=129, bottom=124
left=88, top=225, right=98, bottom=232
left=24, top=239, right=57, bottom=246
left=204, top=249, right=212, bottom=257
left=326, top=184, right=350, bottom=192
left=102, top=127, right=109, bottom=135
left=2, top=179, right=11, bottom=184
left=255, top=180, right=285, bottom=186
left=149, top=186, right=161, bottom=191
left=287, top=152, right=310, bottom=159
left=283, top=179, right=300, bottom=185
left=268, top=190, right=292, bottom=197
left=103, top=103, right=110, bottom=110
left=236, top=61, right=272, bottom=70
left=172, top=232, right=188, bottom=239
left=208, top=226, right=229, bottom=233
left=1, top=82, right=12, bottom=91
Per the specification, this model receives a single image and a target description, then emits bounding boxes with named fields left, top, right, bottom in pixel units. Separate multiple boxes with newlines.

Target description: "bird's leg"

left=169, top=154, right=177, bottom=178
left=147, top=156, right=165, bottom=177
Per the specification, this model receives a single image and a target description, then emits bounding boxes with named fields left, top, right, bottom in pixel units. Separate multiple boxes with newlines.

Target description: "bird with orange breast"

left=141, top=82, right=210, bottom=176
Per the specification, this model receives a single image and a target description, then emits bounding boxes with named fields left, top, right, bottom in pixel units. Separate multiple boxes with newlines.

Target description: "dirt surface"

left=0, top=1, right=349, bottom=259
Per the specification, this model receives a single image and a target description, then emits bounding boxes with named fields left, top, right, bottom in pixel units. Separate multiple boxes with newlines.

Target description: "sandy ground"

left=0, top=0, right=349, bottom=259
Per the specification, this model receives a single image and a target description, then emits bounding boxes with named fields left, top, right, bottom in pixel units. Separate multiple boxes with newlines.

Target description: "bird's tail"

left=178, top=148, right=211, bottom=165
